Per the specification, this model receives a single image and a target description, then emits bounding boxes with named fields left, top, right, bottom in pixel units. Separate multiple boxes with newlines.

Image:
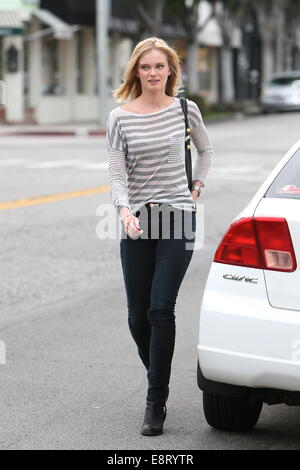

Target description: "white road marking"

left=208, top=174, right=266, bottom=182
left=0, top=158, right=27, bottom=165
left=208, top=165, right=269, bottom=182
left=210, top=165, right=264, bottom=174
left=0, top=159, right=269, bottom=181
left=0, top=159, right=109, bottom=170
left=76, top=163, right=108, bottom=170
left=28, top=159, right=86, bottom=168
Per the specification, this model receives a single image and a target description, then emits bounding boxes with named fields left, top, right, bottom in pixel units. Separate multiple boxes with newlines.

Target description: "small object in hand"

left=192, top=184, right=201, bottom=197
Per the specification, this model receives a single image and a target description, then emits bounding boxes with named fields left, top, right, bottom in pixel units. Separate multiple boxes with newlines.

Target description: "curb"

left=204, top=111, right=262, bottom=124
left=0, top=128, right=106, bottom=137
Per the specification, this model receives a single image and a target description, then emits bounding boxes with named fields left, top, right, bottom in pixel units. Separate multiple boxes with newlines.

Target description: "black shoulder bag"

left=179, top=97, right=193, bottom=191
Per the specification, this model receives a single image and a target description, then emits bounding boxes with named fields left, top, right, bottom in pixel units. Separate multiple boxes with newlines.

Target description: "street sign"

left=0, top=27, right=23, bottom=36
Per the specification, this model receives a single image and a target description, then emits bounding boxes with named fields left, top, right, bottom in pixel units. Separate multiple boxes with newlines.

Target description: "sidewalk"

left=0, top=110, right=261, bottom=137
left=0, top=122, right=106, bottom=137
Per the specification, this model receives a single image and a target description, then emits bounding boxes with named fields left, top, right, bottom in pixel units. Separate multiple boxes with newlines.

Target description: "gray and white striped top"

left=106, top=97, right=212, bottom=214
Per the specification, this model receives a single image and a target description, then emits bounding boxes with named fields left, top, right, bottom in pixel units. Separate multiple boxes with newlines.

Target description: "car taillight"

left=214, top=217, right=297, bottom=272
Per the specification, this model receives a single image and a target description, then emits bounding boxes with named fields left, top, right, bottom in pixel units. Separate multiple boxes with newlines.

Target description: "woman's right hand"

left=122, top=214, right=143, bottom=237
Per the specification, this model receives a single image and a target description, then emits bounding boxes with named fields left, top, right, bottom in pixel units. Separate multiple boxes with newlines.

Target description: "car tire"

left=202, top=390, right=263, bottom=432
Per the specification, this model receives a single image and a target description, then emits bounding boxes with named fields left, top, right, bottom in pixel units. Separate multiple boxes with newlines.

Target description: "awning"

left=0, top=10, right=23, bottom=36
left=32, top=9, right=74, bottom=40
left=41, top=0, right=95, bottom=26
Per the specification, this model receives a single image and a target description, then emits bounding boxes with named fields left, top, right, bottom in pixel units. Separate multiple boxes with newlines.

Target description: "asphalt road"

left=1, top=111, right=300, bottom=450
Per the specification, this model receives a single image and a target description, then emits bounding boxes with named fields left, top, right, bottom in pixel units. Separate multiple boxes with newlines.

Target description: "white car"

left=260, top=71, right=300, bottom=112
left=197, top=139, right=300, bottom=432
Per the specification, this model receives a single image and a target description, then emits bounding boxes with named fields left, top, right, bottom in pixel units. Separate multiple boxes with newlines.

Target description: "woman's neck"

left=137, top=91, right=172, bottom=108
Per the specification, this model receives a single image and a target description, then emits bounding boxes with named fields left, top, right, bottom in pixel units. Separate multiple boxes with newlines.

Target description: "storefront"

left=0, top=0, right=227, bottom=125
left=0, top=9, right=24, bottom=122
left=0, top=3, right=100, bottom=124
left=25, top=9, right=98, bottom=124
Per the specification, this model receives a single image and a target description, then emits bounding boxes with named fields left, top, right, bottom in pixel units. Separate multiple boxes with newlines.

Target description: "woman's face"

left=136, top=49, right=171, bottom=93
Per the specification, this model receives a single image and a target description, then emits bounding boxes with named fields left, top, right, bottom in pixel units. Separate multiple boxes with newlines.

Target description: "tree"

left=210, top=0, right=248, bottom=102
left=123, top=0, right=213, bottom=95
left=130, top=0, right=167, bottom=37
left=169, top=0, right=214, bottom=94
left=250, top=0, right=277, bottom=82
left=284, top=0, right=300, bottom=70
left=274, top=0, right=286, bottom=73
left=250, top=0, right=300, bottom=81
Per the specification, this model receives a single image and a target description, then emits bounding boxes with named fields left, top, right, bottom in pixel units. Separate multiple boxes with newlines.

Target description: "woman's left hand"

left=191, top=189, right=200, bottom=202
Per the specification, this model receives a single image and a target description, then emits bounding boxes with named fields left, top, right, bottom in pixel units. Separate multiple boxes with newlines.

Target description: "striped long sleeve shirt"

left=106, top=97, right=212, bottom=214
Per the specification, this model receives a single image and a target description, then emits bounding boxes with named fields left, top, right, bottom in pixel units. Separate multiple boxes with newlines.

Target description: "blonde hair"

left=113, top=37, right=182, bottom=103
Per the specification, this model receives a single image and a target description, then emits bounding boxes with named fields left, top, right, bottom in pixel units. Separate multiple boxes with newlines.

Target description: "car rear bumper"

left=198, top=263, right=300, bottom=393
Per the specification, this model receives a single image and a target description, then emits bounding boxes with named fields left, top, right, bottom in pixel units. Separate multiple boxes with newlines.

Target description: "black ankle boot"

left=141, top=402, right=167, bottom=436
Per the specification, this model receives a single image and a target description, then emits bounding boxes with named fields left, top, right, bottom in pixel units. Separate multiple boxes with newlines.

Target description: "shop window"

left=93, top=29, right=98, bottom=94
left=42, top=36, right=64, bottom=95
left=24, top=39, right=29, bottom=107
left=198, top=47, right=212, bottom=91
left=0, top=38, right=3, bottom=81
left=0, top=38, right=5, bottom=107
left=76, top=30, right=86, bottom=94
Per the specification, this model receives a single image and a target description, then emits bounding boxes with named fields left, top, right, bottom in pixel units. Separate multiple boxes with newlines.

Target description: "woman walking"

left=106, top=37, right=212, bottom=436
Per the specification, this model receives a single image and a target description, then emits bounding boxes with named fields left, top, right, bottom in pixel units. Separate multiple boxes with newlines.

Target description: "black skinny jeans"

left=120, top=204, right=196, bottom=404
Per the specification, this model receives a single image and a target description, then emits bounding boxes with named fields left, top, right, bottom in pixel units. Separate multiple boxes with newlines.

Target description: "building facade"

left=0, top=0, right=35, bottom=122
left=0, top=0, right=241, bottom=125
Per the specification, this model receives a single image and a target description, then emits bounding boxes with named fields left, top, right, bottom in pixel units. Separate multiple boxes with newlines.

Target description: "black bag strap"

left=179, top=97, right=193, bottom=191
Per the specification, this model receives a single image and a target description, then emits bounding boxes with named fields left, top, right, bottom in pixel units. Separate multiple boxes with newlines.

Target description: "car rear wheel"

left=202, top=390, right=263, bottom=432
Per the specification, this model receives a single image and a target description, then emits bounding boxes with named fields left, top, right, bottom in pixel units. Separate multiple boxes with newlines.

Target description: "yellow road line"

left=0, top=185, right=110, bottom=210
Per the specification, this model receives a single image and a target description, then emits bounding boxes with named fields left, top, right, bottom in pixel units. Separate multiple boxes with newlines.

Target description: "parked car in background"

left=260, top=71, right=300, bottom=112
left=197, top=139, right=300, bottom=432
